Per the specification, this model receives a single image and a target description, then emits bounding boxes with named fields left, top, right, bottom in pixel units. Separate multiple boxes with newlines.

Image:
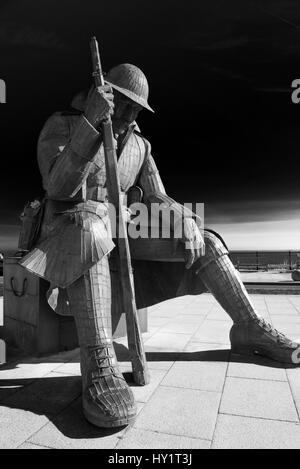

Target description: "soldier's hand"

left=122, top=206, right=133, bottom=224
left=180, top=218, right=205, bottom=269
left=84, top=85, right=114, bottom=129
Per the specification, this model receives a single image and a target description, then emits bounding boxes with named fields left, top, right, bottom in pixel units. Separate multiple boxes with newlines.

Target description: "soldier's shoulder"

left=40, top=110, right=82, bottom=134
left=59, top=108, right=83, bottom=117
left=133, top=128, right=143, bottom=138
left=133, top=128, right=151, bottom=148
left=48, top=109, right=82, bottom=123
left=44, top=109, right=82, bottom=124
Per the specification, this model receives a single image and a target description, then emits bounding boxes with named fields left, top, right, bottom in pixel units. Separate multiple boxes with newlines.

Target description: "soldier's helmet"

left=105, top=63, right=154, bottom=113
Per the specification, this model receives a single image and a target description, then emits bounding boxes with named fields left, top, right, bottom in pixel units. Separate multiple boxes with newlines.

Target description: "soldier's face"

left=112, top=90, right=143, bottom=134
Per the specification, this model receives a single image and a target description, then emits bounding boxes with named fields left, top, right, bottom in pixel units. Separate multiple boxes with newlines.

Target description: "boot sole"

left=231, top=344, right=295, bottom=364
left=231, top=344, right=259, bottom=356
left=83, top=406, right=136, bottom=428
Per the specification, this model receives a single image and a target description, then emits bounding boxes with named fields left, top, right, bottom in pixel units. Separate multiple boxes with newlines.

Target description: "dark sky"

left=1, top=0, right=300, bottom=230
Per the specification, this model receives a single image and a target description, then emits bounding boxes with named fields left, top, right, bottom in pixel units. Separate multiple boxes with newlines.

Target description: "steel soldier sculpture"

left=20, top=62, right=300, bottom=428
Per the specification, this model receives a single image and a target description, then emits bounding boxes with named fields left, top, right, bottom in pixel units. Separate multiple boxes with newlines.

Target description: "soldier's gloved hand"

left=84, top=85, right=115, bottom=130
left=122, top=206, right=133, bottom=224
left=180, top=218, right=205, bottom=269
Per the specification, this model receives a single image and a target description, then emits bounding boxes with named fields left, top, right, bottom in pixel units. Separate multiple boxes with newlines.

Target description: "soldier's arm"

left=38, top=112, right=102, bottom=199
left=137, top=139, right=197, bottom=231
left=38, top=85, right=114, bottom=199
left=138, top=139, right=205, bottom=265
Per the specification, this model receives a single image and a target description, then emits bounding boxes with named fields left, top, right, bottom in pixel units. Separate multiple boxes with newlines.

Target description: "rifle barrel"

left=90, top=37, right=105, bottom=88
left=89, top=36, right=149, bottom=386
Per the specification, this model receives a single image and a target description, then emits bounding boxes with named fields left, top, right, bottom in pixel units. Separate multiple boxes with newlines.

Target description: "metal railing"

left=230, top=251, right=300, bottom=271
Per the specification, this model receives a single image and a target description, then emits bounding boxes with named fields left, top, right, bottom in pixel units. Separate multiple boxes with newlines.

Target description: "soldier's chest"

left=86, top=134, right=145, bottom=194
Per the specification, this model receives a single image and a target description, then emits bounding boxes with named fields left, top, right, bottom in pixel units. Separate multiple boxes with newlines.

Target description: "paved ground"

left=2, top=293, right=300, bottom=449
left=239, top=271, right=294, bottom=283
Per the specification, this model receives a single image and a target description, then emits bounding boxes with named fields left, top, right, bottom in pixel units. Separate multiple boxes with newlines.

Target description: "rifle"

left=90, top=36, right=149, bottom=386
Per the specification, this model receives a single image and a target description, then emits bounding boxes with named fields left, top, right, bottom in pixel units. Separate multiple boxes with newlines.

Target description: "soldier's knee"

left=203, top=231, right=228, bottom=262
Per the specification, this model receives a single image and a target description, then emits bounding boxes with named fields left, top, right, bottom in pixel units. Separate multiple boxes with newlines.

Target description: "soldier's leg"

left=67, top=256, right=136, bottom=428
left=196, top=231, right=258, bottom=323
left=196, top=231, right=300, bottom=363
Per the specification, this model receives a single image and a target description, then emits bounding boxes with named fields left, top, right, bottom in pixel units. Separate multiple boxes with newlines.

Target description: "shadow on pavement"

left=114, top=341, right=299, bottom=369
left=0, top=341, right=299, bottom=441
left=0, top=375, right=126, bottom=440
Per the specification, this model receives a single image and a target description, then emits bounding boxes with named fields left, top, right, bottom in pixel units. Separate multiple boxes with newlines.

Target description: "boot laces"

left=88, top=345, right=126, bottom=381
left=256, top=317, right=292, bottom=345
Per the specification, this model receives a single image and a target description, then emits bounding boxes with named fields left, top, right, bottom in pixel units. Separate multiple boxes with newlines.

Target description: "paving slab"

left=28, top=398, right=121, bottom=449
left=267, top=304, right=300, bottom=311
left=129, top=369, right=168, bottom=403
left=270, top=310, right=300, bottom=317
left=0, top=405, right=49, bottom=449
left=271, top=317, right=300, bottom=325
left=269, top=326, right=300, bottom=341
left=183, top=340, right=230, bottom=352
left=206, top=310, right=233, bottom=322
left=192, top=320, right=231, bottom=344
left=143, top=332, right=191, bottom=352
left=149, top=309, right=181, bottom=318
left=255, top=307, right=270, bottom=313
left=252, top=306, right=268, bottom=312
left=143, top=360, right=177, bottom=371
left=174, top=313, right=208, bottom=322
left=266, top=309, right=298, bottom=317
left=118, top=361, right=170, bottom=395
left=134, top=385, right=221, bottom=440
left=267, top=303, right=299, bottom=317
left=0, top=361, right=74, bottom=402
left=161, top=361, right=227, bottom=392
left=179, top=304, right=213, bottom=313
left=148, top=317, right=170, bottom=327
left=212, top=414, right=300, bottom=449
left=2, top=371, right=82, bottom=415
left=54, top=361, right=81, bottom=376
left=254, top=311, right=271, bottom=321
left=158, top=321, right=202, bottom=335
left=117, top=427, right=210, bottom=449
left=18, top=442, right=50, bottom=449
left=0, top=361, right=66, bottom=381
left=148, top=304, right=160, bottom=312
left=265, top=295, right=294, bottom=301
left=288, top=300, right=300, bottom=312
left=220, top=377, right=298, bottom=422
left=266, top=302, right=298, bottom=309
left=286, top=367, right=300, bottom=418
left=142, top=328, right=161, bottom=340
left=228, top=358, right=287, bottom=381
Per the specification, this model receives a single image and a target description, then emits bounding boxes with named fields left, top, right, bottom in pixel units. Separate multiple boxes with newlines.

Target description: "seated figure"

left=20, top=63, right=300, bottom=429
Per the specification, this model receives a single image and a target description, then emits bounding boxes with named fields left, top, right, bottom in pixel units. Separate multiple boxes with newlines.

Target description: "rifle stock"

left=90, top=36, right=149, bottom=385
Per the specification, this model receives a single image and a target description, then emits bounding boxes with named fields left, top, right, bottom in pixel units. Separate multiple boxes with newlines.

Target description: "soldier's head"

left=105, top=63, right=154, bottom=134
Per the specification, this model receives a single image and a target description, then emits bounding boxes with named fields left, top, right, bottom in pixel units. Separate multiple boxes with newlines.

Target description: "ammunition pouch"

left=18, top=196, right=46, bottom=252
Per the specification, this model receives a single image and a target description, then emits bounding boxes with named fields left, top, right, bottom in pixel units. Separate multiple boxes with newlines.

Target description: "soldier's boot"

left=196, top=232, right=300, bottom=364
left=67, top=258, right=137, bottom=428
